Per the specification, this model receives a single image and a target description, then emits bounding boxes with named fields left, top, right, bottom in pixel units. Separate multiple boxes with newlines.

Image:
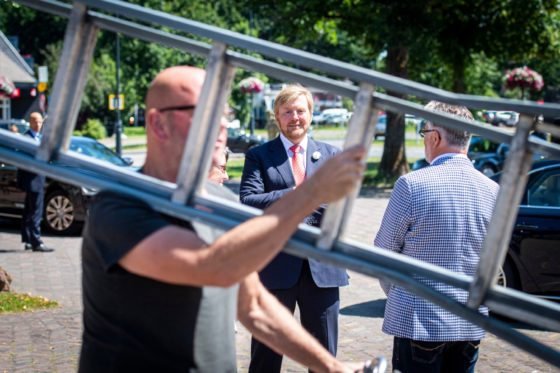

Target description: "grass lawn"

left=123, top=126, right=146, bottom=138
left=0, top=292, right=58, bottom=313
left=118, top=124, right=423, bottom=188
left=227, top=156, right=419, bottom=188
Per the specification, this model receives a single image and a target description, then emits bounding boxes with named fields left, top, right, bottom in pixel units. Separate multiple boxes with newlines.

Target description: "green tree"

left=0, top=2, right=66, bottom=64
left=423, top=0, right=559, bottom=94
left=242, top=1, right=429, bottom=178
left=42, top=41, right=116, bottom=129
left=241, top=0, right=560, bottom=179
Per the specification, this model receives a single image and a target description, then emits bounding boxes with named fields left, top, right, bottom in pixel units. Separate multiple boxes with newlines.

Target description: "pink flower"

left=504, top=66, right=544, bottom=92
left=239, top=77, right=264, bottom=94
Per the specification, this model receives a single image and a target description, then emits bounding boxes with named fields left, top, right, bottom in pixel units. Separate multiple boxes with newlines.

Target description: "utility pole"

left=115, top=33, right=122, bottom=156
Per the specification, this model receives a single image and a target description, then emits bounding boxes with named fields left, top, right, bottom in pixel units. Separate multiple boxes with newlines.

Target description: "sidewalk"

left=0, top=189, right=558, bottom=372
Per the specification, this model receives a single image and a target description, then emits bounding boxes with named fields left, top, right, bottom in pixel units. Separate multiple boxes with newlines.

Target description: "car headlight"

left=81, top=186, right=98, bottom=196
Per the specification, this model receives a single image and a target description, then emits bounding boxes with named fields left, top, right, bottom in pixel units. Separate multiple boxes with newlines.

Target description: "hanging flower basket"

left=504, top=66, right=544, bottom=92
left=0, top=76, right=15, bottom=96
left=239, top=77, right=264, bottom=94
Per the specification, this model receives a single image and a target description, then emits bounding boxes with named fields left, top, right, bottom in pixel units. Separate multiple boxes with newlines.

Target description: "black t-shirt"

left=79, top=190, right=237, bottom=373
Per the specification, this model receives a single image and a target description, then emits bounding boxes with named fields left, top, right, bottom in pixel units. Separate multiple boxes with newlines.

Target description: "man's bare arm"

left=119, top=146, right=365, bottom=287
left=238, top=273, right=357, bottom=373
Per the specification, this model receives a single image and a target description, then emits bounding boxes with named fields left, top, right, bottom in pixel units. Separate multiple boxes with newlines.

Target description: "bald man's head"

left=142, top=65, right=228, bottom=183
left=29, top=112, right=43, bottom=133
left=146, top=66, right=206, bottom=111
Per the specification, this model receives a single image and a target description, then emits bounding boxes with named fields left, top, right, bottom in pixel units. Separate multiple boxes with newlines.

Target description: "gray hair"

left=424, top=101, right=473, bottom=149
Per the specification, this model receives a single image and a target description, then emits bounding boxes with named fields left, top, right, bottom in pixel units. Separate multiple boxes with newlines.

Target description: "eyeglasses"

left=418, top=129, right=438, bottom=138
left=157, top=105, right=196, bottom=113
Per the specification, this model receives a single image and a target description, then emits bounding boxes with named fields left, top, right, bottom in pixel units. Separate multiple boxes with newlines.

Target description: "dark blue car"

left=494, top=161, right=560, bottom=298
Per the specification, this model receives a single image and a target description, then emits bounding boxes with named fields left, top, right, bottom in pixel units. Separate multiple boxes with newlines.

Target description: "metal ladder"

left=3, top=0, right=560, bottom=367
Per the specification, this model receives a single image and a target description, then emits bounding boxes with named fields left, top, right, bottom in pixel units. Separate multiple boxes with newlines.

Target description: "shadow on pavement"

left=340, top=299, right=386, bottom=318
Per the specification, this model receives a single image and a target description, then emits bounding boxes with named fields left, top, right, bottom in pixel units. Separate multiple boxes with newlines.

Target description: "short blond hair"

left=273, top=84, right=313, bottom=117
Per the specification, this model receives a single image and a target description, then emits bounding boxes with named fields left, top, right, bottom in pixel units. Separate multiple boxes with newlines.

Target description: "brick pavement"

left=0, top=188, right=559, bottom=372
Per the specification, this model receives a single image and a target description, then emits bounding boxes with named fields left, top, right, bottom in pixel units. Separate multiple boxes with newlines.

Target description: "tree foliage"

left=1, top=0, right=559, bottom=176
left=242, top=0, right=560, bottom=178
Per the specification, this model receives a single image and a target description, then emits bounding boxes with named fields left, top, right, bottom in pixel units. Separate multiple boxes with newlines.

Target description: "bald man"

left=79, top=66, right=366, bottom=373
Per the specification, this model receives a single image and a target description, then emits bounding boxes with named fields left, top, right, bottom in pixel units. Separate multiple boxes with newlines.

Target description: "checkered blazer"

left=375, top=154, right=499, bottom=341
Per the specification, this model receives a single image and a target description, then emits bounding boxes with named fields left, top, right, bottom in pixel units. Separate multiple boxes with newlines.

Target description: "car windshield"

left=69, top=139, right=128, bottom=166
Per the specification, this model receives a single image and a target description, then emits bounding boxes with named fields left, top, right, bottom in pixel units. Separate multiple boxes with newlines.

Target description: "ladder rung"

left=37, top=2, right=98, bottom=163
left=317, top=83, right=376, bottom=250
left=173, top=42, right=236, bottom=204
left=467, top=114, right=536, bottom=308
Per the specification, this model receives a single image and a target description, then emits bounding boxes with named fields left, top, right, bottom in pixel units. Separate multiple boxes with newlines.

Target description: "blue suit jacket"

left=240, top=136, right=349, bottom=289
left=16, top=130, right=46, bottom=193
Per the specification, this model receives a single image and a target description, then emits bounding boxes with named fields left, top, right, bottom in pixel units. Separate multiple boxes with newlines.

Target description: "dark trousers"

left=249, top=262, right=340, bottom=373
left=21, top=190, right=44, bottom=247
left=392, top=337, right=480, bottom=373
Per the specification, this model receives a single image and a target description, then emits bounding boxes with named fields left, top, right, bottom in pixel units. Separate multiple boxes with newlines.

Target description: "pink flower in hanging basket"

left=239, top=77, right=264, bottom=94
left=504, top=66, right=544, bottom=92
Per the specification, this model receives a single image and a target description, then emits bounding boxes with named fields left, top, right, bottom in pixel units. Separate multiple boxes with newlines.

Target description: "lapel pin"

left=312, top=151, right=321, bottom=161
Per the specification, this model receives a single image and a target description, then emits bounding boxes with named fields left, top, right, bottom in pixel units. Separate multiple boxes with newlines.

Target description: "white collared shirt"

left=279, top=133, right=308, bottom=173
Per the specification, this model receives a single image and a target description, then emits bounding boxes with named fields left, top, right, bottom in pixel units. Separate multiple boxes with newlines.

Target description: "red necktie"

left=290, top=144, right=305, bottom=186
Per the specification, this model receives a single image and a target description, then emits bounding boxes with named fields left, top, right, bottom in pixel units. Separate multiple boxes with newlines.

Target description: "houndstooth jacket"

left=374, top=153, right=499, bottom=341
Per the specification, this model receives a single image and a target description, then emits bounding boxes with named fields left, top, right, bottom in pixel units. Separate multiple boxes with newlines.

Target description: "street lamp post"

left=115, top=33, right=122, bottom=156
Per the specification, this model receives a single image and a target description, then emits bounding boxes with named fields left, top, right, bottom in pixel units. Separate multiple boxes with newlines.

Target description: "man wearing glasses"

left=374, top=101, right=499, bottom=373
left=79, top=66, right=367, bottom=372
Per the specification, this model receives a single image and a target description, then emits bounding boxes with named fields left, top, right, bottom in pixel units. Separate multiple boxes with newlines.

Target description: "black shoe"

left=24, top=243, right=32, bottom=250
left=32, top=244, right=54, bottom=252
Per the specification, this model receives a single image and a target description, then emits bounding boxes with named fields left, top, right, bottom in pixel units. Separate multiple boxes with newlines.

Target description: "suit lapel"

left=269, top=137, right=295, bottom=186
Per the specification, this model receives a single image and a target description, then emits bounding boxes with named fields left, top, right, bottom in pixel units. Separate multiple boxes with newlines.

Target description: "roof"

left=0, top=31, right=35, bottom=84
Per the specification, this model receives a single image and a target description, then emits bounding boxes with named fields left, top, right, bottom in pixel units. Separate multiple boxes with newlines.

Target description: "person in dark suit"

left=16, top=112, right=53, bottom=252
left=240, top=84, right=348, bottom=372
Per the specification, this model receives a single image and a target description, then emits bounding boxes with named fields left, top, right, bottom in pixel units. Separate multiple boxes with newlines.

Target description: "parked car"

left=483, top=110, right=519, bottom=127
left=405, top=114, right=422, bottom=128
left=374, top=114, right=386, bottom=139
left=226, top=127, right=266, bottom=153
left=321, top=108, right=350, bottom=126
left=373, top=114, right=417, bottom=140
left=482, top=110, right=496, bottom=124
left=0, top=136, right=134, bottom=234
left=412, top=135, right=546, bottom=177
left=493, top=161, right=560, bottom=298
left=312, top=110, right=325, bottom=124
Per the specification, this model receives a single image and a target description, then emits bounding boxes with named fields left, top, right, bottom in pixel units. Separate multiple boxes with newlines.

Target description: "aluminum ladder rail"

left=4, top=0, right=560, bottom=367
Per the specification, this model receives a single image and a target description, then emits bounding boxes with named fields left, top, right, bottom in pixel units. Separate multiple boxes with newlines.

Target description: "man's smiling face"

left=275, top=94, right=311, bottom=144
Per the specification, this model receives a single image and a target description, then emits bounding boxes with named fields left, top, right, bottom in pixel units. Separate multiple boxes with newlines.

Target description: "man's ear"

left=146, top=109, right=168, bottom=140
left=431, top=128, right=442, bottom=148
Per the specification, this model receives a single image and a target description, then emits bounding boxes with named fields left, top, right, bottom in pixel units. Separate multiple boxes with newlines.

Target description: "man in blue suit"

left=375, top=102, right=499, bottom=373
left=16, top=112, right=53, bottom=252
left=240, top=85, right=348, bottom=372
